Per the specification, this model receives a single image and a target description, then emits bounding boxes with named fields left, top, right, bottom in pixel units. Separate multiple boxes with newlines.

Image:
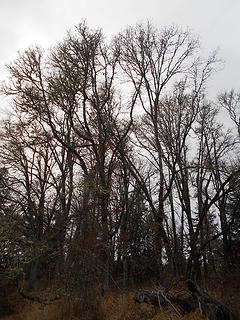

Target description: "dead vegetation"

left=134, top=280, right=238, bottom=319
left=1, top=275, right=239, bottom=320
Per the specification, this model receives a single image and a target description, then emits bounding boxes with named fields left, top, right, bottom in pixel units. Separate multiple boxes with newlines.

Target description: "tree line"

left=0, top=22, right=239, bottom=293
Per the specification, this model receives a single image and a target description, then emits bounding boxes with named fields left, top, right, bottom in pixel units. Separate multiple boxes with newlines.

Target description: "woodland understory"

left=0, top=22, right=240, bottom=319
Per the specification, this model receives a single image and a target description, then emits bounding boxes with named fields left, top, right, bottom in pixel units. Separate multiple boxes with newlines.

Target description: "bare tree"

left=1, top=22, right=142, bottom=290
left=219, top=90, right=240, bottom=138
left=116, top=22, right=217, bottom=274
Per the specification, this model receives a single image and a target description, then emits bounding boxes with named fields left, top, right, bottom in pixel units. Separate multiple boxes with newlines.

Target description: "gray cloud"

left=0, top=0, right=240, bottom=102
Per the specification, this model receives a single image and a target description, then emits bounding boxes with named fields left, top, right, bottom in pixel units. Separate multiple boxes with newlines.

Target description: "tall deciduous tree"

left=116, top=22, right=217, bottom=274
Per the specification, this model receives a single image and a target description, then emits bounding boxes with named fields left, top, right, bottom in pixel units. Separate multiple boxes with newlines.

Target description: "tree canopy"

left=0, top=22, right=239, bottom=295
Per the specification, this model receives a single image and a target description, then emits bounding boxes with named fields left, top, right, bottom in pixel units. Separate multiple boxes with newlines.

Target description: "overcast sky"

left=1, top=0, right=240, bottom=111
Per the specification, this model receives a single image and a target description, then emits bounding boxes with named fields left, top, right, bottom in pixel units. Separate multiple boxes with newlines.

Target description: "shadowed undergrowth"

left=1, top=274, right=239, bottom=320
left=0, top=287, right=203, bottom=320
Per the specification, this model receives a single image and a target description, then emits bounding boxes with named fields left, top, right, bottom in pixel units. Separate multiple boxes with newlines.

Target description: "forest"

left=0, top=22, right=239, bottom=319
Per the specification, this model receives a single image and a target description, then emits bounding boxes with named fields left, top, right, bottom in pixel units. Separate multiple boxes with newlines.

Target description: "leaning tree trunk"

left=134, top=280, right=237, bottom=319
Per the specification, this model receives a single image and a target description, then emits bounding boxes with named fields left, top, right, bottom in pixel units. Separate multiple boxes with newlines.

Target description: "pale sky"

left=0, top=0, right=240, bottom=111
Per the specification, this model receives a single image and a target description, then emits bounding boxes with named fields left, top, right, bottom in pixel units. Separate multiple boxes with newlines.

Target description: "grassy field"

left=0, top=289, right=204, bottom=320
left=1, top=273, right=239, bottom=320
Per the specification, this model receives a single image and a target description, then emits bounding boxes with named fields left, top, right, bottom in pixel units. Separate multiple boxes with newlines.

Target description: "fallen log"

left=187, top=280, right=237, bottom=320
left=134, top=287, right=198, bottom=315
left=17, top=286, right=62, bottom=307
left=134, top=281, right=238, bottom=319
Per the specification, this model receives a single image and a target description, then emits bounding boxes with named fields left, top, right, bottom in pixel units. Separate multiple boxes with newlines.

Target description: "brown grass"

left=2, top=273, right=240, bottom=320
left=0, top=287, right=205, bottom=320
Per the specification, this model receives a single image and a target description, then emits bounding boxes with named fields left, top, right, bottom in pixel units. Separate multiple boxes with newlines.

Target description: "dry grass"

left=2, top=273, right=240, bottom=320
left=100, top=290, right=156, bottom=320
left=0, top=288, right=205, bottom=320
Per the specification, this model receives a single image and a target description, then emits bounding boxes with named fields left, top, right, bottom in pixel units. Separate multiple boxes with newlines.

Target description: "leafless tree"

left=116, top=22, right=217, bottom=274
